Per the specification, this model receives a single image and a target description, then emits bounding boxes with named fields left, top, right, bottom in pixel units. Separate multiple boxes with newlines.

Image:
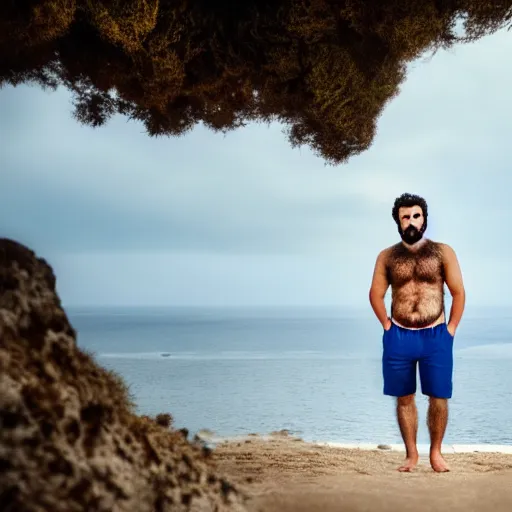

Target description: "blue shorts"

left=382, top=321, right=454, bottom=399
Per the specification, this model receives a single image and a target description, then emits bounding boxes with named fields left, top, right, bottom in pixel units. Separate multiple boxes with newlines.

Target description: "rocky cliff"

left=0, top=238, right=246, bottom=512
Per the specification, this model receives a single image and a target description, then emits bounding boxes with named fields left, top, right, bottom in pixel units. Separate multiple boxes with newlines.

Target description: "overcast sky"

left=2, top=29, right=512, bottom=310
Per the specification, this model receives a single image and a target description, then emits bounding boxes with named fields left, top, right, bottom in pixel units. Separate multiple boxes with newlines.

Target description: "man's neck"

left=401, top=237, right=428, bottom=252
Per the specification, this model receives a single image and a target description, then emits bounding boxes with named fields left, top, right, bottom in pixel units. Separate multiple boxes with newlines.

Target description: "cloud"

left=2, top=29, right=512, bottom=305
left=1, top=85, right=385, bottom=255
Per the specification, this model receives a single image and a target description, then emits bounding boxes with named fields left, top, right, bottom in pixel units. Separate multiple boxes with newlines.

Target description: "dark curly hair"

left=391, top=193, right=428, bottom=227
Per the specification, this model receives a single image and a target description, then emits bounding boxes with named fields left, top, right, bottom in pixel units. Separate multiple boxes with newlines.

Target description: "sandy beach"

left=211, top=432, right=512, bottom=511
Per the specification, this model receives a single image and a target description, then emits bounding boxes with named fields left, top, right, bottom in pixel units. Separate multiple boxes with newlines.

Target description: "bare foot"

left=398, top=454, right=419, bottom=472
left=430, top=451, right=450, bottom=472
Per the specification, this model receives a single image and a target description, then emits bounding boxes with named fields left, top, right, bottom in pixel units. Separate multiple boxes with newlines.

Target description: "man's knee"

left=428, top=396, right=448, bottom=407
left=397, top=393, right=416, bottom=407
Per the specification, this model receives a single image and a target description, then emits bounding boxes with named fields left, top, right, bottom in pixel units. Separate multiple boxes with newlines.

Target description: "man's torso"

left=385, top=239, right=446, bottom=329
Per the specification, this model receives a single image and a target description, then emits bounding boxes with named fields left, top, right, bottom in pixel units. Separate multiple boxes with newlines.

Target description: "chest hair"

left=386, top=240, right=445, bottom=288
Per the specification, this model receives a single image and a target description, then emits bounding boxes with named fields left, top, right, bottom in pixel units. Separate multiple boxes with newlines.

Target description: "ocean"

left=69, top=306, right=512, bottom=446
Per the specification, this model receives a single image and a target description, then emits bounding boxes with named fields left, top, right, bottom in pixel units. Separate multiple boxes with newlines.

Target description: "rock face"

left=0, top=238, right=246, bottom=512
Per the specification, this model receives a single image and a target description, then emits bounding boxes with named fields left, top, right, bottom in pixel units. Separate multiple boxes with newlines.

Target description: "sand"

left=211, top=433, right=512, bottom=511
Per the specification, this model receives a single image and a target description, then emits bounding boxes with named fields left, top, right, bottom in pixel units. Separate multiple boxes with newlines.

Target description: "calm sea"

left=69, top=306, right=512, bottom=446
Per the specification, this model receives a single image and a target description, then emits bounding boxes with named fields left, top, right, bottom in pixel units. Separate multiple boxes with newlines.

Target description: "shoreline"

left=201, top=432, right=512, bottom=455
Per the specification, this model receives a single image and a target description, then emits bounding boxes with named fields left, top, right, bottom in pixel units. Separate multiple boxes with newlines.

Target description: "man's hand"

left=447, top=323, right=456, bottom=337
left=383, top=317, right=392, bottom=331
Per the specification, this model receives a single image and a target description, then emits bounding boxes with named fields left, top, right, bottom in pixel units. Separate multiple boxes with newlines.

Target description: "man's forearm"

left=448, top=290, right=465, bottom=331
left=369, top=292, right=389, bottom=328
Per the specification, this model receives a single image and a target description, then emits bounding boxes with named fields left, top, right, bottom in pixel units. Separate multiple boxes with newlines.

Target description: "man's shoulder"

left=429, top=239, right=456, bottom=253
left=376, top=243, right=401, bottom=261
left=428, top=240, right=458, bottom=262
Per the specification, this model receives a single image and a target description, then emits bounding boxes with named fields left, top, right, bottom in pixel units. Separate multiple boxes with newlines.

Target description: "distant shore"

left=211, top=432, right=512, bottom=512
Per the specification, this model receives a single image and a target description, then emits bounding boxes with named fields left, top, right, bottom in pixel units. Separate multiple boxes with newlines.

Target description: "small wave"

left=99, top=352, right=185, bottom=360
left=96, top=350, right=372, bottom=361
left=455, top=343, right=512, bottom=359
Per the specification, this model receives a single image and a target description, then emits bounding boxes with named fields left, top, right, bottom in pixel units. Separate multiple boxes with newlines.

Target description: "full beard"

left=400, top=224, right=425, bottom=245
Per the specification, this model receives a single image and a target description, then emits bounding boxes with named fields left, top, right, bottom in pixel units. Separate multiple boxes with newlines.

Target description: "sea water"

left=70, top=306, right=512, bottom=446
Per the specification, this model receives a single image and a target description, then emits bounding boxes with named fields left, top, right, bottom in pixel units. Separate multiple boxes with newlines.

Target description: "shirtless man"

left=369, top=193, right=465, bottom=473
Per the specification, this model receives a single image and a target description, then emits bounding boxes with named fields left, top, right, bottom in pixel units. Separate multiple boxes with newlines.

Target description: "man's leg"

left=427, top=397, right=449, bottom=472
left=396, top=393, right=419, bottom=472
left=419, top=323, right=454, bottom=472
left=382, top=324, right=419, bottom=471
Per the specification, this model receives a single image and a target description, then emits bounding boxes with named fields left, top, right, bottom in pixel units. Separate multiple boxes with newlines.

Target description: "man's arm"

left=369, top=249, right=391, bottom=330
left=442, top=243, right=465, bottom=335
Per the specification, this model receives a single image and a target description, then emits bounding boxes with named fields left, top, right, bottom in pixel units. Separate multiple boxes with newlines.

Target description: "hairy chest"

left=386, top=249, right=444, bottom=287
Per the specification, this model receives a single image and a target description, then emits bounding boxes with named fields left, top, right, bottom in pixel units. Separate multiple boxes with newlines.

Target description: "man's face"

left=398, top=205, right=425, bottom=244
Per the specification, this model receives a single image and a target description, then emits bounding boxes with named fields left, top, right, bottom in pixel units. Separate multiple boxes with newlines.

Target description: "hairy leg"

left=427, top=397, right=449, bottom=472
left=396, top=394, right=419, bottom=471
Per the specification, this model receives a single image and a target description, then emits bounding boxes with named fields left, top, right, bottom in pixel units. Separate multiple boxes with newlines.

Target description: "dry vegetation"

left=1, top=1, right=511, bottom=164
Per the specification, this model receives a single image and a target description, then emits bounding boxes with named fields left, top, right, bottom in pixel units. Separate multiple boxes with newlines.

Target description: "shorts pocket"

left=385, top=321, right=394, bottom=332
left=444, top=323, right=454, bottom=340
left=382, top=322, right=393, bottom=342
